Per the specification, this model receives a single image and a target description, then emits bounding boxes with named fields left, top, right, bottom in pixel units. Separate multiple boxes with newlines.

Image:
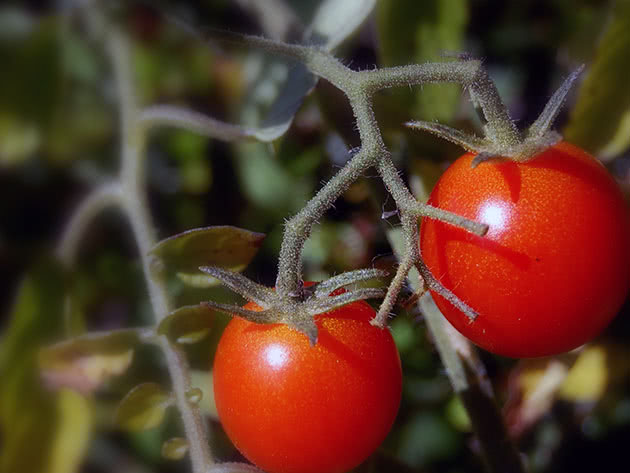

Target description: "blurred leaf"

left=391, top=314, right=416, bottom=355
left=564, top=0, right=630, bottom=158
left=39, top=329, right=150, bottom=394
left=133, top=37, right=214, bottom=104
left=166, top=130, right=213, bottom=194
left=445, top=395, right=471, bottom=432
left=0, top=16, right=64, bottom=164
left=241, top=0, right=376, bottom=141
left=151, top=225, right=265, bottom=275
left=44, top=27, right=112, bottom=163
left=377, top=0, right=468, bottom=122
left=236, top=142, right=313, bottom=216
left=116, top=383, right=173, bottom=432
left=0, top=18, right=61, bottom=126
left=48, top=389, right=92, bottom=473
left=0, top=6, right=34, bottom=38
left=396, top=411, right=460, bottom=468
left=504, top=358, right=570, bottom=437
left=0, top=260, right=92, bottom=473
left=157, top=305, right=215, bottom=344
left=190, top=370, right=218, bottom=419
left=559, top=343, right=630, bottom=402
left=0, top=113, right=40, bottom=165
left=161, top=437, right=189, bottom=460
left=308, top=0, right=377, bottom=50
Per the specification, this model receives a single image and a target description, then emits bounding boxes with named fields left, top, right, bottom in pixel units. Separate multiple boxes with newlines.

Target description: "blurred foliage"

left=2, top=1, right=630, bottom=473
left=564, top=0, right=630, bottom=160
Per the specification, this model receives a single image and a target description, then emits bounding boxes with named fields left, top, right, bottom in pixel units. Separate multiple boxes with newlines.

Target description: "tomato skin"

left=212, top=296, right=402, bottom=473
left=420, top=142, right=630, bottom=358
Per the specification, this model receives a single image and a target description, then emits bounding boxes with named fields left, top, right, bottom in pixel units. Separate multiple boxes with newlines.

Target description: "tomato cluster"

left=212, top=297, right=402, bottom=473
left=213, top=142, right=629, bottom=473
left=421, top=142, right=630, bottom=358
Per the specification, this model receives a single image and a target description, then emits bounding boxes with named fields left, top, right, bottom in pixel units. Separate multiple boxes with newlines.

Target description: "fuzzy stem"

left=276, top=148, right=375, bottom=296
left=107, top=26, right=213, bottom=472
left=56, top=182, right=122, bottom=266
left=139, top=105, right=251, bottom=141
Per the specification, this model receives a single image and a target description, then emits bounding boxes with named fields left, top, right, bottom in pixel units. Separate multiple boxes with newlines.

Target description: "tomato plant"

left=420, top=141, right=630, bottom=358
left=212, top=293, right=402, bottom=473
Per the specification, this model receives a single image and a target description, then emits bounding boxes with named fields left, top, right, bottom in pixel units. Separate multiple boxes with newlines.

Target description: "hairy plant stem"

left=57, top=18, right=213, bottom=472
left=274, top=47, right=491, bottom=313
left=56, top=182, right=122, bottom=266
left=108, top=28, right=213, bottom=473
left=258, top=31, right=526, bottom=473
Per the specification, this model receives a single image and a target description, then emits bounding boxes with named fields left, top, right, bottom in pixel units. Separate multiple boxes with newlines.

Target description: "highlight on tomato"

left=212, top=292, right=402, bottom=473
left=420, top=141, right=630, bottom=358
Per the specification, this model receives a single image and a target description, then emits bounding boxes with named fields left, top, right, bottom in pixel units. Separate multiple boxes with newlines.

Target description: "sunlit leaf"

left=157, top=305, right=215, bottom=344
left=504, top=358, right=571, bottom=437
left=151, top=225, right=265, bottom=274
left=116, top=383, right=173, bottom=432
left=377, top=0, right=468, bottom=122
left=0, top=260, right=92, bottom=473
left=564, top=0, right=630, bottom=158
left=445, top=395, right=471, bottom=432
left=559, top=343, right=630, bottom=402
left=162, top=437, right=189, bottom=460
left=39, top=328, right=151, bottom=394
left=48, top=389, right=92, bottom=473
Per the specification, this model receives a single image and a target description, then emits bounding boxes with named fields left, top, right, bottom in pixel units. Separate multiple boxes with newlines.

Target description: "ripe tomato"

left=212, top=293, right=402, bottom=473
left=420, top=142, right=630, bottom=358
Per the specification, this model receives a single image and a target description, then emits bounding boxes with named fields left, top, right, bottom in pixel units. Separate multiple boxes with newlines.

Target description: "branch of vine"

left=58, top=5, right=215, bottom=472
left=56, top=14, right=528, bottom=473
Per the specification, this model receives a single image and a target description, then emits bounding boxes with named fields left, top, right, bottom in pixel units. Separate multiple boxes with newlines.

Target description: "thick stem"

left=107, top=26, right=213, bottom=472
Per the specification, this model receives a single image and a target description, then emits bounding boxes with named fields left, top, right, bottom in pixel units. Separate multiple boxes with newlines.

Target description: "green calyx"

left=200, top=267, right=387, bottom=344
left=407, top=65, right=585, bottom=165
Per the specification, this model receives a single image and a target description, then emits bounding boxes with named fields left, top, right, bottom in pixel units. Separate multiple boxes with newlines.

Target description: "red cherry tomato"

left=420, top=142, right=630, bottom=358
left=212, top=292, right=402, bottom=473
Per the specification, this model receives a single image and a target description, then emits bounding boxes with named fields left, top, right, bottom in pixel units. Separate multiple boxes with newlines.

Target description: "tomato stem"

left=57, top=13, right=215, bottom=473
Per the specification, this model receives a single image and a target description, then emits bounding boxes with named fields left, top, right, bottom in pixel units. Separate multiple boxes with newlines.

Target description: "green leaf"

left=308, top=0, right=377, bottom=50
left=176, top=271, right=227, bottom=288
left=376, top=0, right=468, bottom=122
left=0, top=260, right=92, bottom=473
left=116, top=383, right=173, bottom=432
left=235, top=142, right=314, bottom=217
left=396, top=411, right=460, bottom=468
left=157, top=305, right=215, bottom=344
left=161, top=437, right=189, bottom=460
left=151, top=225, right=265, bottom=274
left=190, top=370, right=218, bottom=420
left=47, top=389, right=93, bottom=473
left=39, top=329, right=150, bottom=394
left=241, top=0, right=376, bottom=142
left=564, top=0, right=630, bottom=158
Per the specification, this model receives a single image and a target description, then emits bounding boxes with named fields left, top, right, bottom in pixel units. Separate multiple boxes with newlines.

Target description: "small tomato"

left=212, top=291, right=402, bottom=473
left=420, top=142, right=630, bottom=358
